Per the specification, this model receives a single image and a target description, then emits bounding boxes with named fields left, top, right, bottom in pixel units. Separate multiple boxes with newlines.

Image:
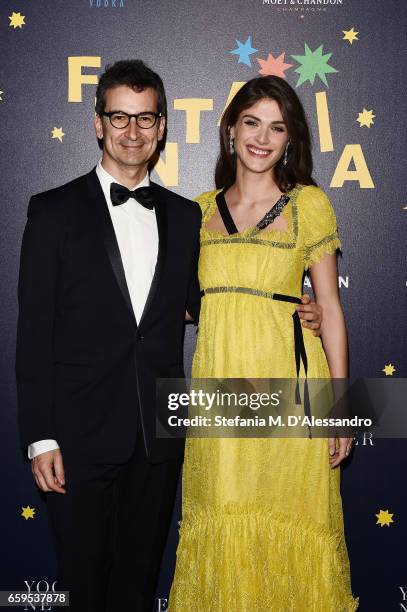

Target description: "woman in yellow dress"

left=169, top=76, right=358, bottom=611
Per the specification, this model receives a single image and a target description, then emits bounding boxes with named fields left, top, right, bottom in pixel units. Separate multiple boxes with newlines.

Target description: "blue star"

left=230, top=36, right=258, bottom=67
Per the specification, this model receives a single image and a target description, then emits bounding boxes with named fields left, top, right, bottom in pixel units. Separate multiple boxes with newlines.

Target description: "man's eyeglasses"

left=101, top=111, right=162, bottom=129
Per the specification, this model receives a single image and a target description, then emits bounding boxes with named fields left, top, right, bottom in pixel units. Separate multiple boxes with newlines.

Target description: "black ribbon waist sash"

left=200, top=286, right=312, bottom=437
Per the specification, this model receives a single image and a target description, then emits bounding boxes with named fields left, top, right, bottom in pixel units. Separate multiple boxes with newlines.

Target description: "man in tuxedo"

left=16, top=59, right=322, bottom=611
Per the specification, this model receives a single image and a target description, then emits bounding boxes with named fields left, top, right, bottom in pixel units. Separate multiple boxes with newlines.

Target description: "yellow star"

left=21, top=506, right=35, bottom=520
left=9, top=12, right=26, bottom=28
left=375, top=509, right=394, bottom=527
left=357, top=108, right=375, bottom=128
left=382, top=363, right=396, bottom=376
left=51, top=127, right=65, bottom=142
left=343, top=27, right=359, bottom=45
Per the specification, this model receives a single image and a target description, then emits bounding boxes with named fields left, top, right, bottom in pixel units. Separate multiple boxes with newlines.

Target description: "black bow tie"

left=110, top=183, right=154, bottom=210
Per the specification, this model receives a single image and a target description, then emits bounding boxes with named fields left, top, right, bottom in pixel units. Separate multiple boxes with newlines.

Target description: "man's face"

left=94, top=85, right=165, bottom=174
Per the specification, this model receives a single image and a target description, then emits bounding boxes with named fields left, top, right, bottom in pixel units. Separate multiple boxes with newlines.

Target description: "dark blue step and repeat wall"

left=1, top=1, right=406, bottom=610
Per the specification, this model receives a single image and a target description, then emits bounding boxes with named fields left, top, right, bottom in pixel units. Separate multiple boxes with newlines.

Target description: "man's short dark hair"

left=95, top=59, right=167, bottom=118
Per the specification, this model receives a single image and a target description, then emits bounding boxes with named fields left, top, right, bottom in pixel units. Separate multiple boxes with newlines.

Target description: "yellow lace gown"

left=169, top=185, right=359, bottom=611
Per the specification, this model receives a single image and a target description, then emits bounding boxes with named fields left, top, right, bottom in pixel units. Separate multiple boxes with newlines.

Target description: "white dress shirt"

left=28, top=161, right=158, bottom=459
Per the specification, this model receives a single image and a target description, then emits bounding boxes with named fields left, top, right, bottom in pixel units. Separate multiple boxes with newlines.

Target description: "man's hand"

left=31, top=449, right=66, bottom=494
left=328, top=437, right=353, bottom=468
left=296, top=294, right=322, bottom=337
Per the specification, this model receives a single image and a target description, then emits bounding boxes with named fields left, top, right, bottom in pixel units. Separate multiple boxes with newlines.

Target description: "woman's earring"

left=283, top=141, right=290, bottom=166
left=229, top=135, right=235, bottom=155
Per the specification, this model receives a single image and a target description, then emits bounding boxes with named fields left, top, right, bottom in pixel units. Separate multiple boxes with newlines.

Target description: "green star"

left=291, top=43, right=338, bottom=87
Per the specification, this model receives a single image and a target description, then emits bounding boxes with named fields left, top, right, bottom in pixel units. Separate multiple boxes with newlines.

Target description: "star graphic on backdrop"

left=291, top=43, right=338, bottom=87
left=357, top=108, right=375, bottom=128
left=9, top=11, right=26, bottom=28
left=21, top=506, right=35, bottom=520
left=230, top=36, right=258, bottom=67
left=375, top=509, right=394, bottom=527
left=0, top=91, right=3, bottom=101
left=257, top=52, right=293, bottom=78
left=51, top=127, right=65, bottom=142
left=342, top=27, right=359, bottom=45
left=382, top=363, right=396, bottom=376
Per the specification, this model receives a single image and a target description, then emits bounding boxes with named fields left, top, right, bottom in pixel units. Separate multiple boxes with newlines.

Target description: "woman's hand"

left=296, top=294, right=323, bottom=337
left=328, top=436, right=353, bottom=468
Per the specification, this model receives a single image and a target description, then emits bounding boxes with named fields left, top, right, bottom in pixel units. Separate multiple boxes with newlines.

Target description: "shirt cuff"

left=28, top=440, right=60, bottom=459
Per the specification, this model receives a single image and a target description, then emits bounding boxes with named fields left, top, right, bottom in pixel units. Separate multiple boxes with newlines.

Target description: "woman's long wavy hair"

left=215, top=76, right=316, bottom=192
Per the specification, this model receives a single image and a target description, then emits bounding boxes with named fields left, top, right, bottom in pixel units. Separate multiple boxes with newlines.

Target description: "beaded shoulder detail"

left=254, top=194, right=290, bottom=232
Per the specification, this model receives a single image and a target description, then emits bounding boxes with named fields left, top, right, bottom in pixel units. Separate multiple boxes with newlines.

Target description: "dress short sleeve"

left=194, top=190, right=218, bottom=222
left=297, top=185, right=342, bottom=270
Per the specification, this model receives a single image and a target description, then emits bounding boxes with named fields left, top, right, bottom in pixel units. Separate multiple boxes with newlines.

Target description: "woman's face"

left=230, top=98, right=289, bottom=177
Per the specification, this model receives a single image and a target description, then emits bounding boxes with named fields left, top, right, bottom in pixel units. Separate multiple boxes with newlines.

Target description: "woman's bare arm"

left=309, top=252, right=352, bottom=466
left=309, top=252, right=347, bottom=378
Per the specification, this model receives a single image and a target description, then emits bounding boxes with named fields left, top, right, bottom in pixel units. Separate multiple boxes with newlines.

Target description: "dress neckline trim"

left=215, top=190, right=291, bottom=236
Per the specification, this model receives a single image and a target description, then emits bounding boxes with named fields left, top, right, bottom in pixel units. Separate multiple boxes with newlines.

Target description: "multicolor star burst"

left=257, top=52, right=293, bottom=78
left=230, top=36, right=258, bottom=67
left=291, top=43, right=338, bottom=87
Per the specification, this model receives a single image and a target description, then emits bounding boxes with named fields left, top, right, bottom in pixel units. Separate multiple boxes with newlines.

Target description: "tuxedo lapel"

left=138, top=181, right=168, bottom=329
left=85, top=169, right=138, bottom=329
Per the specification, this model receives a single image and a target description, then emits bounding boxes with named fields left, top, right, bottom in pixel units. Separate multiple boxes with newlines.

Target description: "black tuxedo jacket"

left=16, top=169, right=201, bottom=464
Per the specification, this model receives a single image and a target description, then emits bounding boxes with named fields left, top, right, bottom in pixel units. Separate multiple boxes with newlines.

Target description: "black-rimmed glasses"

left=102, top=111, right=162, bottom=129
